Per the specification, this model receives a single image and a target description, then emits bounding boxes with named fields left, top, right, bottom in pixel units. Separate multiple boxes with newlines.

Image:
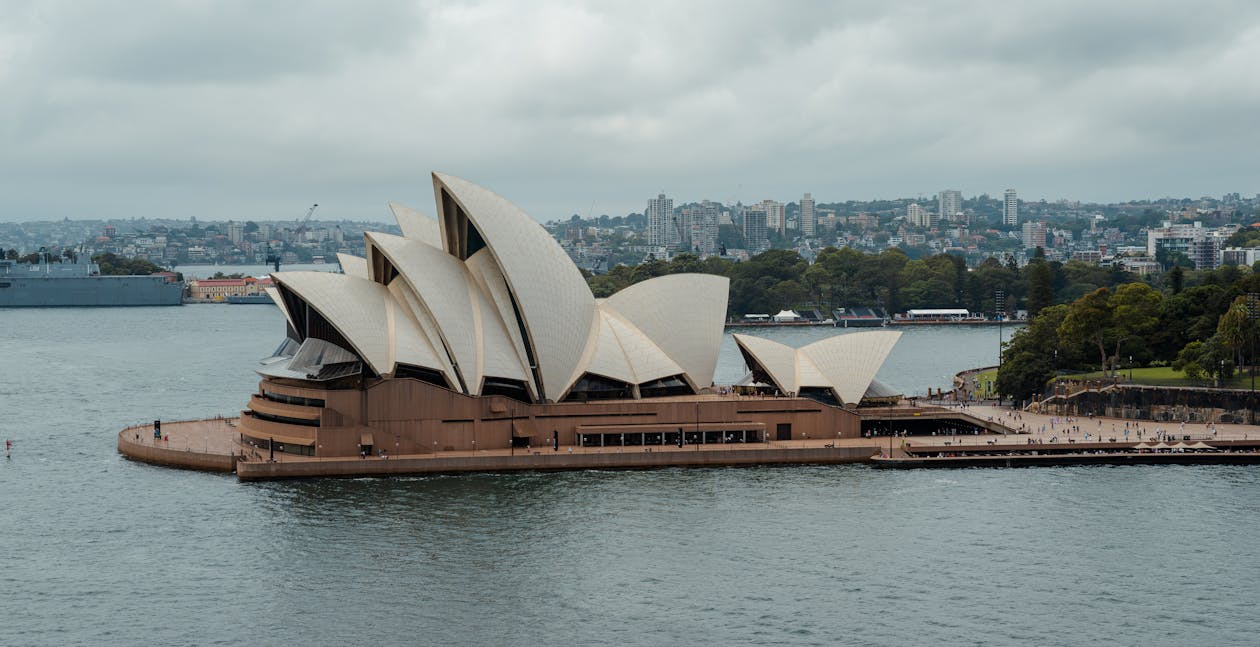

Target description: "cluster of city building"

left=0, top=218, right=377, bottom=267
left=552, top=189, right=1259, bottom=273
left=3, top=191, right=1257, bottom=276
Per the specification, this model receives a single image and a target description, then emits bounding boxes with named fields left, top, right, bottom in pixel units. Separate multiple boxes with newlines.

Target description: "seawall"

left=235, top=445, right=879, bottom=481
left=117, top=423, right=237, bottom=472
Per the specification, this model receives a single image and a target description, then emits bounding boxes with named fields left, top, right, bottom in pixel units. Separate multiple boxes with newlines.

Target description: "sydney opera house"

left=236, top=173, right=901, bottom=459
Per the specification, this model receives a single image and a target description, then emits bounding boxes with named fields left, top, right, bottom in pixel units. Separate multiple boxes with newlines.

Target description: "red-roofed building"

left=189, top=276, right=273, bottom=300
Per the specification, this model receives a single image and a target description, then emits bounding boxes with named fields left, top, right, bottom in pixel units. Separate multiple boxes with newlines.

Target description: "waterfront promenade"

left=909, top=404, right=1260, bottom=448
left=118, top=403, right=1260, bottom=479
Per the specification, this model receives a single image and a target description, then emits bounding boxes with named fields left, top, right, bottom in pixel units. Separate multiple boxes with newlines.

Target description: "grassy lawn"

left=1059, top=366, right=1259, bottom=389
left=972, top=369, right=998, bottom=397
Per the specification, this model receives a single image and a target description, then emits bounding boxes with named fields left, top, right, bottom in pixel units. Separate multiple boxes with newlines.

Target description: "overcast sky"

left=2, top=1, right=1258, bottom=223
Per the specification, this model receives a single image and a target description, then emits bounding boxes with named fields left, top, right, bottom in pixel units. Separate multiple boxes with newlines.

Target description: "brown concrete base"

left=117, top=422, right=238, bottom=473
left=118, top=417, right=881, bottom=480
left=234, top=445, right=880, bottom=481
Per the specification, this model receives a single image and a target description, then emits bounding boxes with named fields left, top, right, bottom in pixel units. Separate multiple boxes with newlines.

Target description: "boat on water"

left=0, top=256, right=183, bottom=307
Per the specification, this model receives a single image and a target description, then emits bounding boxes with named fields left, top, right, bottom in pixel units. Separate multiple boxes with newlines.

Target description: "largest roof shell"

left=432, top=172, right=596, bottom=401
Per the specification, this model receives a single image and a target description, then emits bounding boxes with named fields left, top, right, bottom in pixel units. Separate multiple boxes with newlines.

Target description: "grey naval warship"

left=0, top=256, right=183, bottom=307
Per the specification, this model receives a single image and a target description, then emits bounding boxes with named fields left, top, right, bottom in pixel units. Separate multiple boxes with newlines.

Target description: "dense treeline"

left=91, top=253, right=167, bottom=276
left=587, top=246, right=1141, bottom=319
left=996, top=268, right=1260, bottom=402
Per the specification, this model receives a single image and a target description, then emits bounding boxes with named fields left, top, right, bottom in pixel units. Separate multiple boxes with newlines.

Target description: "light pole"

left=995, top=290, right=1005, bottom=406
left=1248, top=293, right=1258, bottom=424
left=1129, top=355, right=1133, bottom=382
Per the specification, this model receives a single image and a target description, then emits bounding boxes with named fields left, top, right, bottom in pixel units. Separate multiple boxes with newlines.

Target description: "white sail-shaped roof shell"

left=800, top=330, right=901, bottom=405
left=579, top=307, right=684, bottom=389
left=272, top=271, right=390, bottom=374
left=388, top=202, right=442, bottom=247
left=365, top=231, right=531, bottom=395
left=602, top=273, right=729, bottom=389
left=433, top=172, right=595, bottom=401
left=733, top=330, right=902, bottom=405
left=336, top=253, right=369, bottom=279
left=732, top=334, right=797, bottom=394
left=265, top=286, right=295, bottom=331
left=464, top=248, right=533, bottom=388
left=271, top=271, right=446, bottom=380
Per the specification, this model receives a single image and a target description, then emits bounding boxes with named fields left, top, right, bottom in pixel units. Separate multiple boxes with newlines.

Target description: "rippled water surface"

left=2, top=307, right=1257, bottom=646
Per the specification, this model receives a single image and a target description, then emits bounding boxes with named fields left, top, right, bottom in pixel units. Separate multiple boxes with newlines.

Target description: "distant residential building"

left=1003, top=189, right=1019, bottom=226
left=757, top=200, right=786, bottom=235
left=646, top=193, right=674, bottom=247
left=227, top=221, right=244, bottom=244
left=1190, top=238, right=1222, bottom=270
left=907, top=203, right=931, bottom=228
left=1021, top=221, right=1047, bottom=249
left=1222, top=247, right=1260, bottom=266
left=1146, top=220, right=1230, bottom=269
left=743, top=209, right=768, bottom=253
left=843, top=213, right=879, bottom=229
left=1117, top=258, right=1162, bottom=275
left=800, top=193, right=816, bottom=236
left=689, top=200, right=720, bottom=256
left=938, top=190, right=963, bottom=223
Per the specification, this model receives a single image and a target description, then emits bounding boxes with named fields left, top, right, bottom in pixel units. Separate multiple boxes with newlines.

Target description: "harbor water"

left=2, top=306, right=1257, bottom=646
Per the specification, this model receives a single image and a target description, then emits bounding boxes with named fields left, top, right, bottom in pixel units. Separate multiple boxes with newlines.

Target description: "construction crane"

left=294, top=203, right=319, bottom=240
left=267, top=204, right=318, bottom=272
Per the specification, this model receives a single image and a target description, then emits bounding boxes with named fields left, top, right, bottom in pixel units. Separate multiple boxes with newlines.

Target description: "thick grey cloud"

left=1, top=0, right=1257, bottom=223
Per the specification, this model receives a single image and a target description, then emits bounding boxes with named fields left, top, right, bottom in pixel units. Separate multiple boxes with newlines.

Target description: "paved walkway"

left=899, top=404, right=1260, bottom=450
left=121, top=417, right=238, bottom=455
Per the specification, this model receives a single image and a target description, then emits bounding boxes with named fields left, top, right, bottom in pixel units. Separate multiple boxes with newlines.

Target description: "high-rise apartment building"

left=646, top=193, right=674, bottom=247
left=743, top=209, right=768, bottom=253
left=1147, top=220, right=1229, bottom=270
left=689, top=200, right=720, bottom=256
left=1021, top=221, right=1047, bottom=249
left=938, top=190, right=962, bottom=223
left=907, top=203, right=930, bottom=228
left=757, top=200, right=786, bottom=235
left=1003, top=189, right=1019, bottom=226
left=800, top=193, right=816, bottom=236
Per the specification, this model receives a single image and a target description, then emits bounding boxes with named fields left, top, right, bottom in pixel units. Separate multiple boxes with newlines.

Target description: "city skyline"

left=2, top=2, right=1259, bottom=223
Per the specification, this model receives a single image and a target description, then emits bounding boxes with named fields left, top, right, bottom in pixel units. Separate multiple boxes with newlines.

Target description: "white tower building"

left=1003, top=189, right=1019, bottom=226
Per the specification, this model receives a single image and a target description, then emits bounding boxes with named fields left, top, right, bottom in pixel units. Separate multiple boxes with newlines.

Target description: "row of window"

left=262, top=390, right=325, bottom=408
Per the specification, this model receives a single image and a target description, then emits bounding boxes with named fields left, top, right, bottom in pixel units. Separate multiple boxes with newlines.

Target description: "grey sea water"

left=2, top=306, right=1258, bottom=646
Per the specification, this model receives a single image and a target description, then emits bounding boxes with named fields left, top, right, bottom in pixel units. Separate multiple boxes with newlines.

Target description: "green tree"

left=1215, top=295, right=1260, bottom=368
left=1173, top=341, right=1208, bottom=381
left=1167, top=265, right=1185, bottom=294
left=667, top=253, right=702, bottom=274
left=1059, top=287, right=1113, bottom=373
left=997, top=304, right=1071, bottom=402
left=1024, top=253, right=1055, bottom=318
left=1109, top=283, right=1163, bottom=372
